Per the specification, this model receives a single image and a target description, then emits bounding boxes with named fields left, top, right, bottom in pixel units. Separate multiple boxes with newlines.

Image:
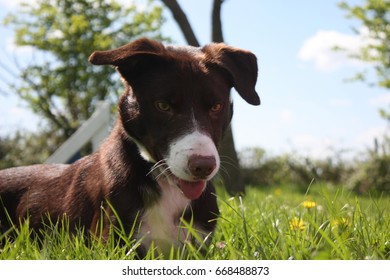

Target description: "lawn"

left=1, top=183, right=389, bottom=260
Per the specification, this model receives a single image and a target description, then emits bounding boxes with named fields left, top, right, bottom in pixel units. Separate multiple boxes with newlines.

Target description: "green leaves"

left=3, top=0, right=166, bottom=142
left=339, top=0, right=390, bottom=90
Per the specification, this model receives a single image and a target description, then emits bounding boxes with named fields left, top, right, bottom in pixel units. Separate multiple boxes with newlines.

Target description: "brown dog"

left=0, top=38, right=259, bottom=256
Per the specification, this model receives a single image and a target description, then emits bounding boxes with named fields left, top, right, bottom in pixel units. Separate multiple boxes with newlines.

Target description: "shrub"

left=239, top=148, right=354, bottom=192
left=347, top=137, right=390, bottom=195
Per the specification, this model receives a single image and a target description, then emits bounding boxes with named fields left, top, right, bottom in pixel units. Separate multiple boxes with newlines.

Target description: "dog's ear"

left=203, top=43, right=260, bottom=106
left=88, top=37, right=165, bottom=66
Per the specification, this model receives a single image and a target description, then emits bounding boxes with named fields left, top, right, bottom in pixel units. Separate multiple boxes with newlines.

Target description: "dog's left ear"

left=203, top=44, right=260, bottom=106
left=88, top=37, right=165, bottom=66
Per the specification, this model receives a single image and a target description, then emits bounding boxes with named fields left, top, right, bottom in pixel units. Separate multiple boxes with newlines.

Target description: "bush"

left=347, top=137, right=390, bottom=195
left=239, top=148, right=354, bottom=192
left=239, top=148, right=291, bottom=187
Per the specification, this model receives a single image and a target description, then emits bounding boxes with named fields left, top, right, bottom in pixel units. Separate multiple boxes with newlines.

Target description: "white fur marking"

left=127, top=135, right=156, bottom=163
left=137, top=125, right=219, bottom=254
left=166, top=131, right=220, bottom=181
left=138, top=179, right=190, bottom=253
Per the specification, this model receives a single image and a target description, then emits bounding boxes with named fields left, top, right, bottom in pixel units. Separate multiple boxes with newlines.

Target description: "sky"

left=0, top=0, right=389, bottom=159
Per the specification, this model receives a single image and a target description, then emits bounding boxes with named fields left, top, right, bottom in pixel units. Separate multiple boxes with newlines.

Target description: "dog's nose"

left=188, top=155, right=217, bottom=179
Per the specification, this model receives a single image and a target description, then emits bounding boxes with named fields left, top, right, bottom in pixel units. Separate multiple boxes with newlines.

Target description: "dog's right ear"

left=203, top=43, right=260, bottom=106
left=88, top=37, right=165, bottom=66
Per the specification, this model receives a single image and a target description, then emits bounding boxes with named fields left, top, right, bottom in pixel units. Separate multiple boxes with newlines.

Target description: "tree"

left=0, top=131, right=55, bottom=169
left=161, top=0, right=248, bottom=194
left=2, top=0, right=164, bottom=143
left=339, top=0, right=390, bottom=132
left=339, top=0, right=390, bottom=195
left=339, top=0, right=390, bottom=121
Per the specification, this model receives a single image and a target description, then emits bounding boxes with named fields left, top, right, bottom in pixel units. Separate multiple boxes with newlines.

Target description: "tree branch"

left=160, top=0, right=200, bottom=46
left=0, top=51, right=22, bottom=95
left=212, top=0, right=224, bottom=42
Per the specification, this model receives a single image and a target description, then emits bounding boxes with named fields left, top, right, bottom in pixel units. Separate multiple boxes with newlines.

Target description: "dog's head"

left=89, top=38, right=259, bottom=199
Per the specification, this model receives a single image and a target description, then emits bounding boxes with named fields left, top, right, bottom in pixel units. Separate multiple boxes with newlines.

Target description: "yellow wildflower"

left=289, top=217, right=305, bottom=231
left=303, top=199, right=317, bottom=209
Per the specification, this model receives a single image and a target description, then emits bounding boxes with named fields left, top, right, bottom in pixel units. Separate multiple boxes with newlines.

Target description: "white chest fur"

left=138, top=179, right=191, bottom=254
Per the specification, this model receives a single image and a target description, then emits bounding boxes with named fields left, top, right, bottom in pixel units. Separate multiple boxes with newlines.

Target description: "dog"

left=0, top=38, right=259, bottom=256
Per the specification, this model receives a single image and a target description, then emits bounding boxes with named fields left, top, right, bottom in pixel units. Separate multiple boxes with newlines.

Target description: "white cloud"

left=369, top=94, right=390, bottom=107
left=298, top=29, right=369, bottom=72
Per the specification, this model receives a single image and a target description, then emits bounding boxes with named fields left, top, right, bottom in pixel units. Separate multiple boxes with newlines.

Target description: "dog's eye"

left=210, top=103, right=223, bottom=113
left=155, top=101, right=172, bottom=112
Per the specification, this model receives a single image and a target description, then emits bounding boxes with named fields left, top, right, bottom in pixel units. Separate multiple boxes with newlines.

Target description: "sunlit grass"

left=211, top=184, right=390, bottom=260
left=1, top=183, right=389, bottom=260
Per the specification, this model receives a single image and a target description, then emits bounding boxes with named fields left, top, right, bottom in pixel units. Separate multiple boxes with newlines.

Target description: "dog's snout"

left=188, top=155, right=217, bottom=179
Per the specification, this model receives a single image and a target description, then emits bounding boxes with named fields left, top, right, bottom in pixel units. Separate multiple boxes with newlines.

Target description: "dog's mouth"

left=173, top=177, right=207, bottom=200
left=149, top=166, right=208, bottom=200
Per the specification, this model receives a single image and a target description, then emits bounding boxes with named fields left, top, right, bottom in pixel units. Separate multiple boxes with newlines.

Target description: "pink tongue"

left=176, top=179, right=206, bottom=200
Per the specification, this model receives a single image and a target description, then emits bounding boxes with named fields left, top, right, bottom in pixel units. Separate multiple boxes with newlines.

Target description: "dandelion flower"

left=274, top=188, right=282, bottom=196
left=289, top=217, right=305, bottom=231
left=303, top=200, right=317, bottom=209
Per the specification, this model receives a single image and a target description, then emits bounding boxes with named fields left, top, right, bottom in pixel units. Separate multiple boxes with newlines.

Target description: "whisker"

left=219, top=156, right=239, bottom=166
left=151, top=159, right=167, bottom=169
left=146, top=159, right=168, bottom=176
left=218, top=165, right=230, bottom=180
left=155, top=166, right=172, bottom=180
left=220, top=159, right=240, bottom=170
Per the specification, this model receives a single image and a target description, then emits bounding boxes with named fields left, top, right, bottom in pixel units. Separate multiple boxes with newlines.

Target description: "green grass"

left=1, top=183, right=389, bottom=260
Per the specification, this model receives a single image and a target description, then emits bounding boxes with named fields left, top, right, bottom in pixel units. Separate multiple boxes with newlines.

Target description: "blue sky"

left=1, top=0, right=389, bottom=159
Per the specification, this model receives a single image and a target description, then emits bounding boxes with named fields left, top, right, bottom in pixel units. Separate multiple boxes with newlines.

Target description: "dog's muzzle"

left=165, top=131, right=220, bottom=200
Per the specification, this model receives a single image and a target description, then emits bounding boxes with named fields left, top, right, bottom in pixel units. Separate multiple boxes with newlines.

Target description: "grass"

left=214, top=184, right=390, bottom=260
left=1, top=183, right=389, bottom=260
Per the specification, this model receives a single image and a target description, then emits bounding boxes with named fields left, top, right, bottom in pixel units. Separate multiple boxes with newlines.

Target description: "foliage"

left=1, top=185, right=389, bottom=259
left=3, top=0, right=165, bottom=141
left=339, top=0, right=390, bottom=89
left=239, top=148, right=291, bottom=187
left=0, top=131, right=59, bottom=169
left=336, top=0, right=390, bottom=195
left=339, top=0, right=390, bottom=123
left=347, top=136, right=390, bottom=194
left=239, top=148, right=355, bottom=192
left=239, top=146, right=390, bottom=195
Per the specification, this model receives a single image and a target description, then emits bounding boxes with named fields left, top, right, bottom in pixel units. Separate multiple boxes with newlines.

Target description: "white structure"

left=45, top=101, right=111, bottom=164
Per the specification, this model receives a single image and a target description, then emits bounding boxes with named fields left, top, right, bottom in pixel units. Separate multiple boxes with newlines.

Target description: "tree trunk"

left=218, top=125, right=245, bottom=195
left=160, top=0, right=199, bottom=46
left=161, top=0, right=245, bottom=194
left=212, top=0, right=224, bottom=43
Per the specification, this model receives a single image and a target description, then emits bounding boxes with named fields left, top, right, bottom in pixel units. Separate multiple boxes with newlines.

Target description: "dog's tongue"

left=175, top=179, right=206, bottom=200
